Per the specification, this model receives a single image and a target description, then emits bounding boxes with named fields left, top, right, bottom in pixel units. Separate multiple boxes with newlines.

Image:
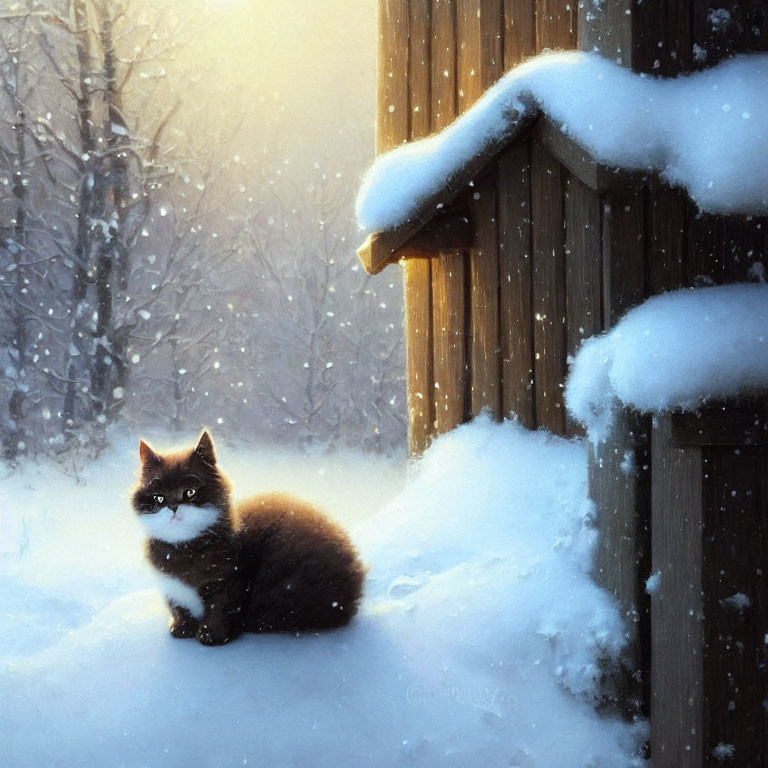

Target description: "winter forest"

left=0, top=0, right=404, bottom=461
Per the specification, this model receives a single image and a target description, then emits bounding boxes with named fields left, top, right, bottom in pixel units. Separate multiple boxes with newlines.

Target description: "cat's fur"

left=131, top=430, right=365, bottom=645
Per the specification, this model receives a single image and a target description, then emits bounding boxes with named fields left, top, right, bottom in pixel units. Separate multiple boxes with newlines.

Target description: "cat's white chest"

left=138, top=503, right=220, bottom=543
left=155, top=572, right=204, bottom=618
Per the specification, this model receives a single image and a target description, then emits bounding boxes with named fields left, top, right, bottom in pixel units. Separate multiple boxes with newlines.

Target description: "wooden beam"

left=357, top=210, right=475, bottom=275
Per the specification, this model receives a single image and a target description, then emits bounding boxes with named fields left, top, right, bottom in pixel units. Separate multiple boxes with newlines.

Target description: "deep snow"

left=1, top=421, right=645, bottom=767
left=356, top=51, right=768, bottom=233
left=565, top=283, right=768, bottom=444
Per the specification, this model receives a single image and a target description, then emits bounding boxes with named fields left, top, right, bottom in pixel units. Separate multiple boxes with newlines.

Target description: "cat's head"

left=131, top=430, right=232, bottom=544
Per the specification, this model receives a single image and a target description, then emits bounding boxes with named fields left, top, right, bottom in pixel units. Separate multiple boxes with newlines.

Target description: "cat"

left=131, top=430, right=365, bottom=645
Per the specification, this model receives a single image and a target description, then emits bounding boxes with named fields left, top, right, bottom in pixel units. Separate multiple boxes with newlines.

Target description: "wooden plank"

left=722, top=215, right=768, bottom=284
left=651, top=400, right=768, bottom=766
left=664, top=398, right=768, bottom=447
left=564, top=171, right=601, bottom=435
left=647, top=182, right=687, bottom=295
left=589, top=409, right=652, bottom=715
left=431, top=0, right=457, bottom=130
left=687, top=211, right=726, bottom=287
left=701, top=443, right=768, bottom=766
left=409, top=0, right=432, bottom=138
left=468, top=173, right=501, bottom=417
left=530, top=141, right=567, bottom=434
left=377, top=0, right=409, bottom=153
left=498, top=143, right=535, bottom=427
left=601, top=190, right=645, bottom=327
left=650, top=421, right=704, bottom=768
left=404, top=256, right=435, bottom=455
left=692, top=0, right=768, bottom=69
left=457, top=0, right=502, bottom=111
left=504, top=0, right=536, bottom=69
left=430, top=0, right=467, bottom=436
left=403, top=0, right=434, bottom=456
left=432, top=251, right=468, bottom=432
left=631, top=0, right=690, bottom=75
left=536, top=0, right=577, bottom=51
left=578, top=0, right=633, bottom=66
left=535, top=118, right=647, bottom=194
left=457, top=1, right=502, bottom=420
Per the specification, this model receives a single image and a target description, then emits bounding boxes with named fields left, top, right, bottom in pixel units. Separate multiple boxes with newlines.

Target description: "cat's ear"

left=139, top=439, right=162, bottom=468
left=194, top=430, right=216, bottom=466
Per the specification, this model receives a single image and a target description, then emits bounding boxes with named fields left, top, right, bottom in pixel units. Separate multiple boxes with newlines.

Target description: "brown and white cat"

left=131, top=430, right=365, bottom=645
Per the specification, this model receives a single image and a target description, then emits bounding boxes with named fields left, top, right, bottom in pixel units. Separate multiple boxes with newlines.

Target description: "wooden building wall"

left=377, top=0, right=768, bottom=454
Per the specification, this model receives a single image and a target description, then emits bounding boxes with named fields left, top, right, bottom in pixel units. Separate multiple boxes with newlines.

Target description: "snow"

left=356, top=51, right=768, bottom=233
left=1, top=421, right=645, bottom=767
left=645, top=572, right=661, bottom=596
left=565, top=283, right=768, bottom=444
left=721, top=592, right=751, bottom=613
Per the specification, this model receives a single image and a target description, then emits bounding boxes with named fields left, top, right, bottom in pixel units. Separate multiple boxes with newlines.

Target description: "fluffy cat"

left=131, top=430, right=365, bottom=645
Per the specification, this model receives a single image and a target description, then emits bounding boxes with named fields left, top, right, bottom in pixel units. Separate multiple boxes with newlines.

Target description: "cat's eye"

left=184, top=488, right=197, bottom=500
left=153, top=494, right=165, bottom=506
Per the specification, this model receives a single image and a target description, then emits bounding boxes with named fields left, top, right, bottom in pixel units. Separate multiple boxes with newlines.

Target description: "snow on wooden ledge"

left=356, top=51, right=768, bottom=235
left=565, top=283, right=768, bottom=445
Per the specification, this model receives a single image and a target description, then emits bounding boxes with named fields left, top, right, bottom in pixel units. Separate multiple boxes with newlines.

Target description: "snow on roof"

left=356, top=51, right=768, bottom=234
left=565, top=283, right=768, bottom=444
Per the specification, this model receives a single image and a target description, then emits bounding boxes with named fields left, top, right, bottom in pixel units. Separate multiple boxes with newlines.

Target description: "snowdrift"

left=1, top=423, right=645, bottom=767
left=566, top=283, right=768, bottom=444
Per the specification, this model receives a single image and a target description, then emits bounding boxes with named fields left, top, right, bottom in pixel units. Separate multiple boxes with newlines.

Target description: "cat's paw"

left=196, top=625, right=231, bottom=646
left=169, top=618, right=198, bottom=639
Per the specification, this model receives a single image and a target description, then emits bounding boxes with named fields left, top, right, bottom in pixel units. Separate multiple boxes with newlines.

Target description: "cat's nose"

left=169, top=503, right=179, bottom=513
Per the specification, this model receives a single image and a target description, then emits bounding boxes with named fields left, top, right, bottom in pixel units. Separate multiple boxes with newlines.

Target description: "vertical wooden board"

left=687, top=210, right=726, bottom=287
left=564, top=172, right=601, bottom=437
left=430, top=0, right=467, bottom=435
left=589, top=409, right=652, bottom=714
left=578, top=0, right=633, bottom=66
left=536, top=0, right=577, bottom=52
left=631, top=0, right=691, bottom=75
left=403, top=0, right=434, bottom=456
left=431, top=0, right=457, bottom=130
left=457, top=1, right=502, bottom=420
left=647, top=183, right=687, bottom=295
left=404, top=257, right=435, bottom=455
left=377, top=0, right=410, bottom=153
left=601, top=190, right=645, bottom=328
left=468, top=173, right=501, bottom=418
left=409, top=0, right=432, bottom=138
left=722, top=216, right=768, bottom=284
left=432, top=251, right=468, bottom=432
left=503, top=0, right=536, bottom=69
left=530, top=143, right=566, bottom=435
left=454, top=0, right=502, bottom=98
left=701, top=445, right=768, bottom=766
left=692, top=0, right=768, bottom=68
left=498, top=143, right=535, bottom=427
left=650, top=426, right=705, bottom=768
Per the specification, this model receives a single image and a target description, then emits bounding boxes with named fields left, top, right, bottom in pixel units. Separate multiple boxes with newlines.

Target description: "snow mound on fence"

left=356, top=51, right=768, bottom=233
left=1, top=422, right=646, bottom=767
left=566, top=283, right=768, bottom=444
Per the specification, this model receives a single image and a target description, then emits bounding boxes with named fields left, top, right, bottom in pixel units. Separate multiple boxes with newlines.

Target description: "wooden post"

left=651, top=400, right=768, bottom=767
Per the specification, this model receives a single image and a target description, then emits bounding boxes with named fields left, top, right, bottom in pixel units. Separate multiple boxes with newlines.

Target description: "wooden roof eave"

left=357, top=114, right=650, bottom=275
